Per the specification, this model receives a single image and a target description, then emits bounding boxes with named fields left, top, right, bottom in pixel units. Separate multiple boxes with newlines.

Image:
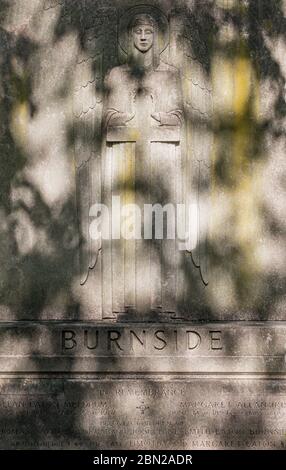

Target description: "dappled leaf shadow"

left=0, top=0, right=285, bottom=450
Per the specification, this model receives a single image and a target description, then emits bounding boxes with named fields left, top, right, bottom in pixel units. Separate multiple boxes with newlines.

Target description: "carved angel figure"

left=75, top=6, right=212, bottom=319
left=104, top=13, right=183, bottom=129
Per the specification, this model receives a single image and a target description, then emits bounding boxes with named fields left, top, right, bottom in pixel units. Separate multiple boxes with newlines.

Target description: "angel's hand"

left=124, top=112, right=136, bottom=123
left=109, top=112, right=135, bottom=126
left=151, top=113, right=161, bottom=123
left=153, top=112, right=181, bottom=126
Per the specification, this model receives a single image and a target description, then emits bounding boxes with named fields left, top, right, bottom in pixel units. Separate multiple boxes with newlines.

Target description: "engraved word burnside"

left=61, top=328, right=223, bottom=353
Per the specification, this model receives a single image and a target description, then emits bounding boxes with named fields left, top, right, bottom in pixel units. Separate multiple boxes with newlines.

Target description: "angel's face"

left=133, top=24, right=154, bottom=53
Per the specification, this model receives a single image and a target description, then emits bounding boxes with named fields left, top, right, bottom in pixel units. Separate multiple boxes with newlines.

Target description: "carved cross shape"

left=106, top=88, right=181, bottom=147
left=136, top=401, right=150, bottom=415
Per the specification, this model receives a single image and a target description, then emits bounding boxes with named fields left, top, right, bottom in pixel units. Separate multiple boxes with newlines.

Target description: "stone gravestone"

left=0, top=0, right=285, bottom=449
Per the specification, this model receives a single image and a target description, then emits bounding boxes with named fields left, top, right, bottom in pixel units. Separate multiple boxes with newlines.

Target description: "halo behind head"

left=119, top=6, right=169, bottom=55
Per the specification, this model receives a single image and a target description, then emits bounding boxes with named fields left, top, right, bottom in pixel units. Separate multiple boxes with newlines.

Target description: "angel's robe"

left=102, top=62, right=185, bottom=317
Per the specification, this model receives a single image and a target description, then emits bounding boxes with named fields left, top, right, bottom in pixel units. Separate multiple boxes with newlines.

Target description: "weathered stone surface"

left=1, top=378, right=286, bottom=450
left=0, top=0, right=285, bottom=450
left=0, top=323, right=285, bottom=374
left=0, top=0, right=284, bottom=321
